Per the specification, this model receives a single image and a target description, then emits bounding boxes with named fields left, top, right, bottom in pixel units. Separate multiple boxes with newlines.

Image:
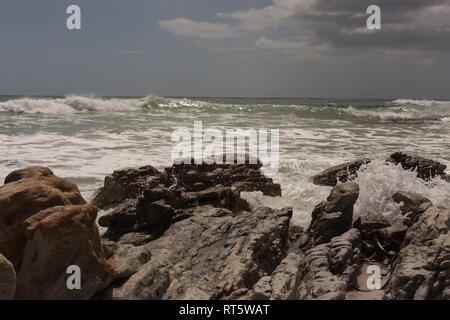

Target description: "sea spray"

left=354, top=160, right=450, bottom=222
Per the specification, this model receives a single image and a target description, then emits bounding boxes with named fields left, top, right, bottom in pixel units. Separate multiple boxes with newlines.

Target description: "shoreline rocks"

left=93, top=159, right=288, bottom=299
left=0, top=254, right=15, bottom=300
left=1, top=151, right=448, bottom=300
left=392, top=191, right=433, bottom=227
left=305, top=182, right=359, bottom=247
left=0, top=167, right=113, bottom=300
left=388, top=152, right=448, bottom=181
left=93, top=158, right=281, bottom=210
left=0, top=167, right=86, bottom=268
left=101, top=206, right=292, bottom=300
left=384, top=206, right=450, bottom=300
left=312, top=159, right=370, bottom=186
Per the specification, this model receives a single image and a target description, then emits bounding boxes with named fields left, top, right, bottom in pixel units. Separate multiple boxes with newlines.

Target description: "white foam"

left=0, top=96, right=144, bottom=114
left=241, top=158, right=341, bottom=227
left=392, top=99, right=450, bottom=107
left=345, top=99, right=450, bottom=122
left=354, top=161, right=450, bottom=222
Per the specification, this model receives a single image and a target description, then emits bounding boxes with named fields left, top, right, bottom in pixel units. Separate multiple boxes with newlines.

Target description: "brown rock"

left=0, top=167, right=85, bottom=267
left=0, top=167, right=114, bottom=300
left=103, top=242, right=152, bottom=282
left=0, top=253, right=16, bottom=299
left=15, top=204, right=113, bottom=299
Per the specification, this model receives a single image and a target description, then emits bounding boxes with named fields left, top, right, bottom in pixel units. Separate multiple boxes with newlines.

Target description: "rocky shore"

left=0, top=153, right=448, bottom=300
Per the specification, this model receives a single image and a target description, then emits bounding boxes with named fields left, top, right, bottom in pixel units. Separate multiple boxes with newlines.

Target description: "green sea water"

left=1, top=95, right=449, bottom=226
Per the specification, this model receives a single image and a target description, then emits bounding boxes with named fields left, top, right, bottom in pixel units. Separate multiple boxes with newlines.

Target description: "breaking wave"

left=0, top=96, right=143, bottom=114
left=0, top=96, right=449, bottom=124
left=354, top=160, right=450, bottom=223
left=346, top=99, right=450, bottom=122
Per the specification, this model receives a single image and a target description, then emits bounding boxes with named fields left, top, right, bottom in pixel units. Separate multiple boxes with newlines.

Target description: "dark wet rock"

left=136, top=199, right=175, bottom=230
left=298, top=229, right=362, bottom=300
left=392, top=191, right=433, bottom=227
left=0, top=253, right=15, bottom=300
left=288, top=225, right=304, bottom=242
left=92, top=159, right=281, bottom=210
left=305, top=182, right=359, bottom=247
left=388, top=152, right=447, bottom=181
left=354, top=213, right=407, bottom=257
left=98, top=199, right=138, bottom=231
left=384, top=206, right=450, bottom=300
left=92, top=166, right=162, bottom=209
left=375, top=221, right=409, bottom=254
left=100, top=206, right=292, bottom=300
left=312, top=159, right=370, bottom=186
left=97, top=159, right=281, bottom=246
left=354, top=213, right=391, bottom=233
left=353, top=213, right=390, bottom=257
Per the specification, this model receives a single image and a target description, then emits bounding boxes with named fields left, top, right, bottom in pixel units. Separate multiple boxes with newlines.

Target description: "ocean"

left=1, top=95, right=449, bottom=227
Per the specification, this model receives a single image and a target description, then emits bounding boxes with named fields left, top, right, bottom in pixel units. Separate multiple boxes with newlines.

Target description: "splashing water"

left=354, top=161, right=450, bottom=223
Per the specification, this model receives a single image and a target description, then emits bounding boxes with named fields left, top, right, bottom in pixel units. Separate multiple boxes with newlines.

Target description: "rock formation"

left=388, top=152, right=448, bottom=181
left=305, top=182, right=359, bottom=247
left=384, top=206, right=450, bottom=300
left=101, top=206, right=292, bottom=300
left=1, top=152, right=448, bottom=301
left=94, top=159, right=287, bottom=299
left=0, top=253, right=15, bottom=299
left=312, top=159, right=370, bottom=186
left=392, top=191, right=433, bottom=227
left=0, top=167, right=113, bottom=299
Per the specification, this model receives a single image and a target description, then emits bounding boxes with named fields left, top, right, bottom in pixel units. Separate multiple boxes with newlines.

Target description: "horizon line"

left=1, top=94, right=448, bottom=101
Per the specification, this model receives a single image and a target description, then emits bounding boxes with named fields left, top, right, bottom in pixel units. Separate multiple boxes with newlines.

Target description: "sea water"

left=1, top=96, right=449, bottom=226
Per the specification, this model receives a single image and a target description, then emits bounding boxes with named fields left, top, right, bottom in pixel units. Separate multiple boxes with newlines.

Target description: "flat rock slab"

left=100, top=206, right=292, bottom=300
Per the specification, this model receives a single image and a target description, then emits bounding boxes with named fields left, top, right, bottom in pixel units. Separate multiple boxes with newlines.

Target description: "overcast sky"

left=0, top=0, right=450, bottom=98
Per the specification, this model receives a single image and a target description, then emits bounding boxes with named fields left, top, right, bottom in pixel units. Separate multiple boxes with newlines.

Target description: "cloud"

left=158, top=18, right=241, bottom=39
left=158, top=0, right=450, bottom=59
left=120, top=50, right=151, bottom=56
left=254, top=36, right=329, bottom=59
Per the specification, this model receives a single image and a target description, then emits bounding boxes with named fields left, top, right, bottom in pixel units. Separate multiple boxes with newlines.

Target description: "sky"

left=0, top=0, right=450, bottom=99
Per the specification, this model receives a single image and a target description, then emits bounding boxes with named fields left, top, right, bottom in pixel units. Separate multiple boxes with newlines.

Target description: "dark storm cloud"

left=160, top=0, right=450, bottom=55
left=293, top=0, right=450, bottom=53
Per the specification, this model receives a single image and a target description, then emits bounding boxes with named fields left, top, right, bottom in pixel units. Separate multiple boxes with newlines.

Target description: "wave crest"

left=0, top=96, right=144, bottom=114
